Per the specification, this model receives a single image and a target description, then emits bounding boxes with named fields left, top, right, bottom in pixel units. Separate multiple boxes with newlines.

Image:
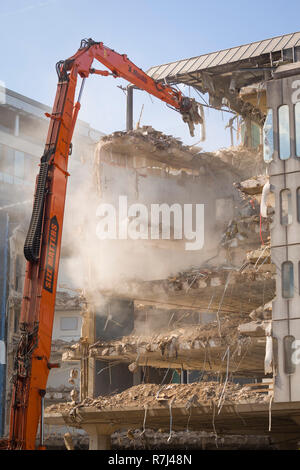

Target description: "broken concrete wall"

left=91, top=128, right=245, bottom=284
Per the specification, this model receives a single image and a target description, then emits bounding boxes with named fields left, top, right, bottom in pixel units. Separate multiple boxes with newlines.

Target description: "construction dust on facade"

left=2, top=31, right=300, bottom=450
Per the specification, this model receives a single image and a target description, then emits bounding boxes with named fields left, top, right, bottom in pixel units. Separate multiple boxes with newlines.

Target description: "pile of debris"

left=234, top=174, right=268, bottom=197
left=55, top=291, right=85, bottom=311
left=165, top=264, right=273, bottom=291
left=221, top=174, right=272, bottom=253
left=46, top=381, right=269, bottom=416
left=220, top=214, right=270, bottom=250
left=90, top=315, right=248, bottom=359
left=97, top=126, right=242, bottom=175
left=241, top=243, right=273, bottom=275
left=215, top=145, right=265, bottom=178
left=111, top=428, right=272, bottom=450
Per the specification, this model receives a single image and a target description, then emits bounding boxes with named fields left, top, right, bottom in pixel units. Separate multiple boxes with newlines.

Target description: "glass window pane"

left=263, top=109, right=274, bottom=162
left=282, top=261, right=294, bottom=298
left=278, top=105, right=290, bottom=160
left=280, top=189, right=292, bottom=225
left=295, top=102, right=300, bottom=157
left=14, top=150, right=24, bottom=179
left=60, top=317, right=78, bottom=331
left=284, top=335, right=296, bottom=374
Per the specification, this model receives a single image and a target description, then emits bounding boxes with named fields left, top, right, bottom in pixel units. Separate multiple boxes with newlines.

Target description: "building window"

left=14, top=150, right=24, bottom=180
left=295, top=102, right=300, bottom=157
left=263, top=109, right=274, bottom=162
left=278, top=105, right=290, bottom=160
left=60, top=317, right=78, bottom=331
left=282, top=261, right=294, bottom=298
left=0, top=146, right=27, bottom=184
left=284, top=335, right=296, bottom=375
left=280, top=189, right=292, bottom=225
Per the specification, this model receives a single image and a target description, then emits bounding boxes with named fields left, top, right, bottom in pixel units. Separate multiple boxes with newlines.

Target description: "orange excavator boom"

left=7, top=38, right=202, bottom=450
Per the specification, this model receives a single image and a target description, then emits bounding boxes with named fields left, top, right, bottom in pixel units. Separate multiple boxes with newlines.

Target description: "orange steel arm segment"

left=8, top=39, right=201, bottom=450
left=8, top=64, right=79, bottom=450
left=65, top=38, right=202, bottom=136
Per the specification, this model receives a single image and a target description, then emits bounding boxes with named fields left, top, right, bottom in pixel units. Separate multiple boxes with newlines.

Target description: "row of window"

left=263, top=103, right=300, bottom=161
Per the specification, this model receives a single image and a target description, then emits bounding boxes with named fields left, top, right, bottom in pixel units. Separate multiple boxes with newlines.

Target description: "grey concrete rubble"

left=235, top=174, right=268, bottom=196
left=98, top=126, right=242, bottom=174
left=249, top=300, right=272, bottom=321
left=110, top=429, right=273, bottom=450
left=46, top=381, right=270, bottom=415
left=214, top=145, right=265, bottom=178
left=43, top=428, right=273, bottom=450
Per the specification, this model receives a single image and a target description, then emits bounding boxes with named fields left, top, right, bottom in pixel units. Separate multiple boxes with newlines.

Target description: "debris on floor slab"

left=249, top=300, right=272, bottom=321
left=97, top=127, right=243, bottom=175
left=111, top=428, right=273, bottom=450
left=45, top=381, right=270, bottom=417
left=214, top=145, right=265, bottom=178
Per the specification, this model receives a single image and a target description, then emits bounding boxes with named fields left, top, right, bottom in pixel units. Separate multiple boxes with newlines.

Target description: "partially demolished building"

left=44, top=127, right=280, bottom=450
left=43, top=32, right=300, bottom=450
left=4, top=31, right=300, bottom=450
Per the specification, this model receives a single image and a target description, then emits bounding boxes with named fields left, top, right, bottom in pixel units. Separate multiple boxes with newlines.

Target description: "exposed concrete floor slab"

left=44, top=401, right=300, bottom=448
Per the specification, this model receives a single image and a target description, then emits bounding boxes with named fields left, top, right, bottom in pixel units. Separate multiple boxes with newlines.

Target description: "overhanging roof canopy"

left=147, top=31, right=300, bottom=123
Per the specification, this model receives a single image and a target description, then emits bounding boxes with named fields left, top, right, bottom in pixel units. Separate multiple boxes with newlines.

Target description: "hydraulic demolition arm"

left=7, top=38, right=202, bottom=449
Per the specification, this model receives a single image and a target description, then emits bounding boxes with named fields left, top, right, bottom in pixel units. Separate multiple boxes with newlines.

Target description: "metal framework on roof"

left=146, top=31, right=300, bottom=124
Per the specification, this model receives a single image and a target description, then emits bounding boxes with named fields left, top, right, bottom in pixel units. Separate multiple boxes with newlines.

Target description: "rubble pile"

left=215, top=145, right=265, bottom=178
left=220, top=214, right=270, bottom=250
left=46, top=402, right=74, bottom=413
left=221, top=175, right=272, bottom=252
left=165, top=264, right=272, bottom=290
left=111, top=428, right=271, bottom=450
left=235, top=174, right=268, bottom=196
left=43, top=428, right=272, bottom=450
left=55, top=291, right=85, bottom=311
left=240, top=243, right=274, bottom=277
left=98, top=126, right=242, bottom=175
left=246, top=243, right=271, bottom=265
left=90, top=315, right=247, bottom=359
left=249, top=300, right=272, bottom=321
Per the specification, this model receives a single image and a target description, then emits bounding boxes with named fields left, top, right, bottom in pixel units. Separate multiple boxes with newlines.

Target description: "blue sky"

left=1, top=0, right=300, bottom=150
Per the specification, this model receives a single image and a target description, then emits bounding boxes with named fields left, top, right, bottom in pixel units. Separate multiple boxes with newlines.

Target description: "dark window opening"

left=280, top=189, right=292, bottom=225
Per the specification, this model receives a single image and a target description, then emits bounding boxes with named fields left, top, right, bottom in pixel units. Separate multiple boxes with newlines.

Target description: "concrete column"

left=126, top=85, right=133, bottom=131
left=89, top=433, right=111, bottom=450
left=14, top=114, right=19, bottom=137
left=82, top=423, right=116, bottom=450
left=133, top=366, right=142, bottom=385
